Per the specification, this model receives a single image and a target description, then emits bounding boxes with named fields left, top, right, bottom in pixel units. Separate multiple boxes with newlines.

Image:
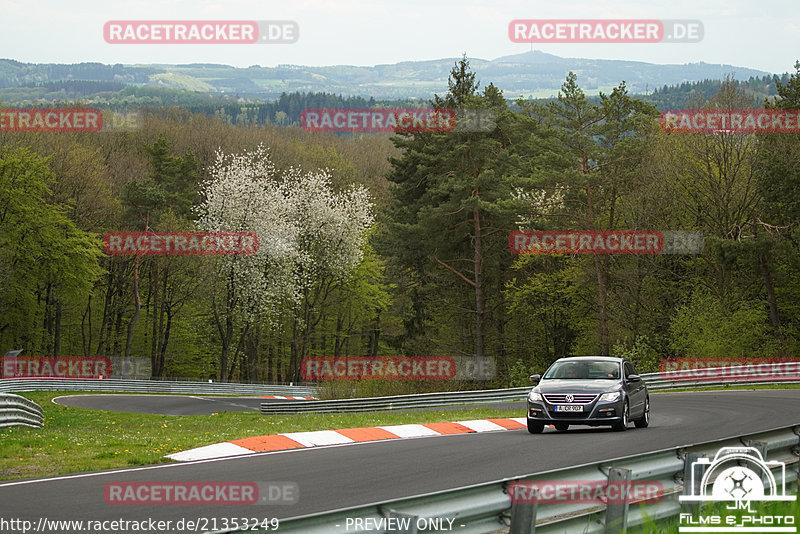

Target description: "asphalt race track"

left=3, top=389, right=799, bottom=531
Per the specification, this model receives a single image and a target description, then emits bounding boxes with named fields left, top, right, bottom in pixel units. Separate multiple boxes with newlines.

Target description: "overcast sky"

left=1, top=0, right=797, bottom=75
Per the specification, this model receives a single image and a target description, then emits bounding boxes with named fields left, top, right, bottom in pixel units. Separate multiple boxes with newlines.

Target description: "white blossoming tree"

left=512, top=185, right=567, bottom=230
left=195, top=145, right=374, bottom=380
left=281, top=167, right=374, bottom=378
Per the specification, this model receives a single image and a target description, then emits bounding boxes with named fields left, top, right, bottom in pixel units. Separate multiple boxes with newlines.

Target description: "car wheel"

left=554, top=423, right=569, bottom=431
left=634, top=396, right=650, bottom=428
left=527, top=419, right=544, bottom=434
left=612, top=401, right=629, bottom=432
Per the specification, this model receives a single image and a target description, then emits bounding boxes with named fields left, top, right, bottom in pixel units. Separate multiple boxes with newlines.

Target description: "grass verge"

left=0, top=391, right=523, bottom=481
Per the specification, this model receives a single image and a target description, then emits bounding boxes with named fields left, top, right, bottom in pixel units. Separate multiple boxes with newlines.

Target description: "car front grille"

left=546, top=410, right=588, bottom=418
left=543, top=394, right=598, bottom=405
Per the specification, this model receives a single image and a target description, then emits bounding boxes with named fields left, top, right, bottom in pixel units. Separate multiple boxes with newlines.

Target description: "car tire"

left=612, top=400, right=629, bottom=432
left=554, top=423, right=569, bottom=431
left=634, top=396, right=650, bottom=428
left=527, top=419, right=544, bottom=434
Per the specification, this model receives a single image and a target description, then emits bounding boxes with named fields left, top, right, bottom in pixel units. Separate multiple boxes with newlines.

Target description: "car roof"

left=553, top=356, right=624, bottom=363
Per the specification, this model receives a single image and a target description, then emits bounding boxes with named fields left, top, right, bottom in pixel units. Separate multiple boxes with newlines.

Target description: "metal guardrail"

left=260, top=387, right=531, bottom=414
left=1, top=363, right=794, bottom=414
left=247, top=424, right=800, bottom=533
left=260, top=363, right=800, bottom=414
left=0, top=393, right=44, bottom=428
left=647, top=377, right=800, bottom=390
left=0, top=378, right=318, bottom=398
left=642, top=364, right=800, bottom=391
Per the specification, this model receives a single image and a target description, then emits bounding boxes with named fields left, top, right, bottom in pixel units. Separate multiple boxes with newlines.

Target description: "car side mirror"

left=627, top=374, right=641, bottom=381
left=529, top=374, right=541, bottom=383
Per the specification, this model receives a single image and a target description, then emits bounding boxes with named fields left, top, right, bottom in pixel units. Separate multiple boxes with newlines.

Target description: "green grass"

left=0, top=391, right=523, bottom=481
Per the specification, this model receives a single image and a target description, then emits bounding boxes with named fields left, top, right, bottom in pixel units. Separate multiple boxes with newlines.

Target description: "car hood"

left=535, top=379, right=619, bottom=394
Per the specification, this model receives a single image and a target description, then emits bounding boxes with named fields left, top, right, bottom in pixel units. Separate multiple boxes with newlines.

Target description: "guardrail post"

left=604, top=467, right=631, bottom=534
left=745, top=440, right=769, bottom=489
left=682, top=452, right=705, bottom=516
left=509, top=500, right=537, bottom=533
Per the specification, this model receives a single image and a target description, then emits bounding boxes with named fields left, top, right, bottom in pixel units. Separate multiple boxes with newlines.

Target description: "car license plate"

left=555, top=405, right=582, bottom=412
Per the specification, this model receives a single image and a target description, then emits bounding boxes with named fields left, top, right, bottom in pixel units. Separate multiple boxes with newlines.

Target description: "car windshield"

left=544, top=361, right=620, bottom=380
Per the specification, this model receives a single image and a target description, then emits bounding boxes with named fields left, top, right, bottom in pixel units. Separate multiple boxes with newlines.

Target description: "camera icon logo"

left=680, top=447, right=796, bottom=503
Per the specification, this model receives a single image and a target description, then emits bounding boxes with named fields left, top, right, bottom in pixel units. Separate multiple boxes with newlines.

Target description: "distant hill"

left=0, top=52, right=778, bottom=103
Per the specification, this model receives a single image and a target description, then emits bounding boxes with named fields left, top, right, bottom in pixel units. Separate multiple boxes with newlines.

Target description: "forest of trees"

left=1, top=58, right=799, bottom=390
left=3, top=75, right=790, bottom=128
left=643, top=73, right=792, bottom=109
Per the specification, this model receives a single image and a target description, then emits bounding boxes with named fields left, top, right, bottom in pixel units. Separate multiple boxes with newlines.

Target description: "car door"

left=624, top=361, right=646, bottom=417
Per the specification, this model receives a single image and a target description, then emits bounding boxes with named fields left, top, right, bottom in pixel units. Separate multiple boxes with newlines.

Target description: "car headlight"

left=529, top=391, right=543, bottom=402
left=599, top=391, right=621, bottom=402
